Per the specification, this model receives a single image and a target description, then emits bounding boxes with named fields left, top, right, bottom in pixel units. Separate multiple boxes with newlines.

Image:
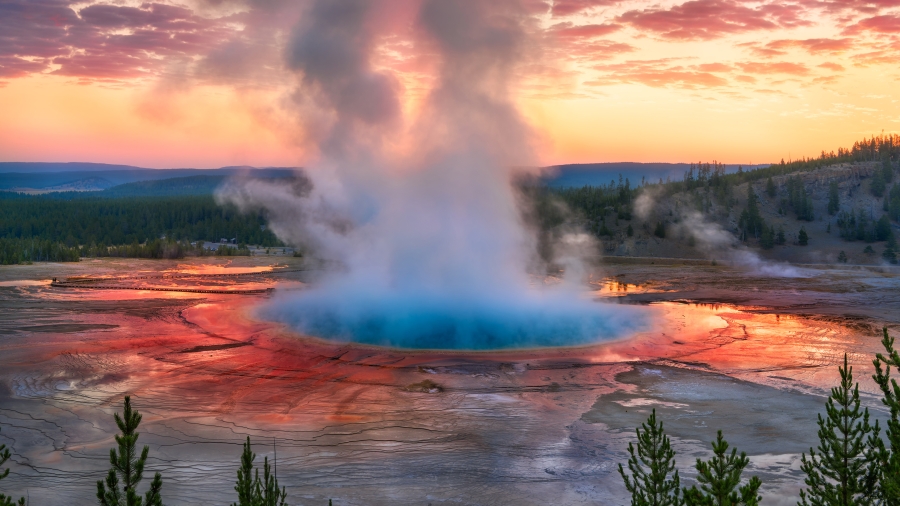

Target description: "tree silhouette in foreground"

left=96, top=396, right=163, bottom=506
left=0, top=427, right=25, bottom=506
left=619, top=409, right=682, bottom=506
left=233, top=437, right=287, bottom=506
left=799, top=354, right=878, bottom=506
left=682, top=431, right=761, bottom=506
left=872, top=327, right=900, bottom=503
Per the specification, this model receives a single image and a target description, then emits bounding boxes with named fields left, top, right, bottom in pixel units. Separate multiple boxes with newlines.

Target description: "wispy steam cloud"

left=217, top=0, right=648, bottom=349
left=635, top=189, right=809, bottom=278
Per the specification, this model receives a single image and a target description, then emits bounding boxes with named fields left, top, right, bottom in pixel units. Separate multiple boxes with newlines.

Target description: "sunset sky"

left=1, top=0, right=898, bottom=169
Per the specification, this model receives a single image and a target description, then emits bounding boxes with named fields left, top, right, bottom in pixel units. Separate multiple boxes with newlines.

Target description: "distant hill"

left=543, top=162, right=771, bottom=188
left=0, top=164, right=298, bottom=191
left=0, top=162, right=149, bottom=173
left=99, top=175, right=229, bottom=197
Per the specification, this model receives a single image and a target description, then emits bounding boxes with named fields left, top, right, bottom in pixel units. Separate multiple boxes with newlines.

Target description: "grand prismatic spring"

left=1, top=257, right=898, bottom=504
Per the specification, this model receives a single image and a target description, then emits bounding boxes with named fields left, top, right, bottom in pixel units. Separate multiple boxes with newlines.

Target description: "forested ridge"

left=0, top=195, right=281, bottom=264
left=2, top=133, right=899, bottom=265
left=543, top=133, right=900, bottom=263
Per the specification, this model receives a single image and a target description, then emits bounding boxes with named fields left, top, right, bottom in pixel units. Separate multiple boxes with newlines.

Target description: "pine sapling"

left=873, top=327, right=900, bottom=502
left=232, top=437, right=287, bottom=506
left=618, top=408, right=682, bottom=506
left=799, top=354, right=879, bottom=506
left=96, top=396, right=163, bottom=506
left=683, top=431, right=761, bottom=506
left=0, top=426, right=25, bottom=506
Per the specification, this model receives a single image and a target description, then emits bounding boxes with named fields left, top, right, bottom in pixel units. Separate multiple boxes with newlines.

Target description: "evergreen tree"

left=838, top=251, right=848, bottom=263
left=234, top=437, right=257, bottom=506
left=682, top=431, right=761, bottom=506
left=884, top=156, right=895, bottom=184
left=877, top=216, right=893, bottom=242
left=872, top=171, right=887, bottom=198
left=96, top=396, right=163, bottom=506
left=799, top=354, right=879, bottom=506
left=0, top=427, right=25, bottom=506
left=738, top=186, right=765, bottom=240
left=799, top=227, right=809, bottom=246
left=829, top=181, right=840, bottom=215
left=760, top=225, right=775, bottom=249
left=766, top=177, right=777, bottom=198
left=232, top=437, right=287, bottom=506
left=872, top=328, right=900, bottom=502
left=618, top=409, right=682, bottom=506
left=776, top=227, right=786, bottom=246
left=655, top=222, right=667, bottom=239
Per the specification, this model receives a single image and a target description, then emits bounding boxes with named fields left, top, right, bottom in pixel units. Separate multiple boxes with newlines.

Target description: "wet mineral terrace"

left=0, top=257, right=898, bottom=505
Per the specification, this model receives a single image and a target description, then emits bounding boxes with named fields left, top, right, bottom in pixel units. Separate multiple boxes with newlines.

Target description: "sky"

left=0, top=0, right=898, bottom=169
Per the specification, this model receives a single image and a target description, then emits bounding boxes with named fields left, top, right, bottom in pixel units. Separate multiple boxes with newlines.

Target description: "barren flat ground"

left=1, top=257, right=899, bottom=505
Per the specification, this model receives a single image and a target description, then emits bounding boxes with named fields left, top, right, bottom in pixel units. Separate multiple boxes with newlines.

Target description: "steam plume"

left=634, top=190, right=809, bottom=278
left=218, top=0, right=648, bottom=349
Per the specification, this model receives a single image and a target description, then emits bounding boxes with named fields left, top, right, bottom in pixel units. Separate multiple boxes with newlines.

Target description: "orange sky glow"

left=0, top=0, right=898, bottom=168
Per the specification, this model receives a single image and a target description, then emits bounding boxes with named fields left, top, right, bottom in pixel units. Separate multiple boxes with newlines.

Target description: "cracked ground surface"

left=0, top=258, right=898, bottom=505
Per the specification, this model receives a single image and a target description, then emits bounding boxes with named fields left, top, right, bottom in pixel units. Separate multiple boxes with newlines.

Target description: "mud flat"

left=0, top=258, right=898, bottom=505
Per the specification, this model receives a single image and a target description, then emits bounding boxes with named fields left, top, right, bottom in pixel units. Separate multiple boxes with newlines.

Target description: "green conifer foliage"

left=799, top=227, right=809, bottom=246
left=873, top=327, right=900, bottom=502
left=234, top=437, right=257, bottom=506
left=618, top=409, right=682, bottom=506
left=232, top=437, right=287, bottom=506
left=799, top=354, right=879, bottom=506
left=776, top=228, right=786, bottom=245
left=739, top=186, right=766, bottom=240
left=760, top=226, right=775, bottom=249
left=0, top=427, right=25, bottom=506
left=766, top=177, right=777, bottom=198
left=682, top=431, right=761, bottom=506
left=96, top=396, right=163, bottom=506
left=829, top=181, right=840, bottom=215
left=655, top=222, right=667, bottom=239
left=872, top=171, right=887, bottom=198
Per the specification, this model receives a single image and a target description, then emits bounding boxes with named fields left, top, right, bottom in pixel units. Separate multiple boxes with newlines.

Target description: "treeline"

left=0, top=238, right=254, bottom=265
left=91, top=239, right=251, bottom=259
left=542, top=133, right=900, bottom=257
left=620, top=327, right=900, bottom=505
left=548, top=177, right=635, bottom=236
left=777, top=132, right=900, bottom=174
left=0, top=238, right=80, bottom=265
left=0, top=195, right=282, bottom=250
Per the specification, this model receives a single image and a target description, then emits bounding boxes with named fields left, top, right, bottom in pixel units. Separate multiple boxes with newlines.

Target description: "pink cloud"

left=736, top=61, right=810, bottom=75
left=548, top=22, right=632, bottom=62
left=696, top=62, right=732, bottom=72
left=818, top=62, right=845, bottom=71
left=550, top=0, right=623, bottom=17
left=550, top=22, right=622, bottom=38
left=0, top=1, right=236, bottom=81
left=797, top=0, right=900, bottom=16
left=591, top=59, right=730, bottom=88
left=767, top=38, right=854, bottom=53
left=617, top=0, right=812, bottom=41
left=844, top=14, right=900, bottom=34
